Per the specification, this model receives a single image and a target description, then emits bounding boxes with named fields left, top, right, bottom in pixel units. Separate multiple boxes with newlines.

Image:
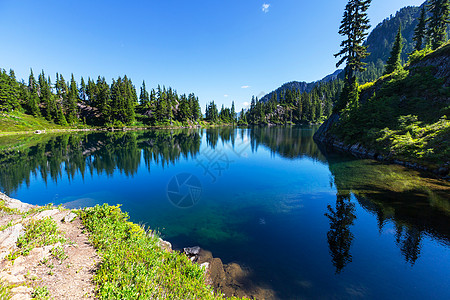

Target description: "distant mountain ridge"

left=259, top=1, right=450, bottom=102
left=259, top=69, right=343, bottom=103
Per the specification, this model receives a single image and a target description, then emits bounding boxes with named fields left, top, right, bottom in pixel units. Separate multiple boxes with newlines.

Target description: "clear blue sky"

left=0, top=0, right=424, bottom=111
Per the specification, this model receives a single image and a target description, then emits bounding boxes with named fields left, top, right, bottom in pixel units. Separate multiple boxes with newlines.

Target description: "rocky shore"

left=314, top=113, right=450, bottom=179
left=0, top=193, right=272, bottom=299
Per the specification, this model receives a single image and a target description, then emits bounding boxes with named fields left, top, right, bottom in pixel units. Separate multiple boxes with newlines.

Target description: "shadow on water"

left=0, top=126, right=449, bottom=299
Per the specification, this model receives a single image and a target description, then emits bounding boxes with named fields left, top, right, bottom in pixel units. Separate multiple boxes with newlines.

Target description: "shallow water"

left=1, top=126, right=449, bottom=299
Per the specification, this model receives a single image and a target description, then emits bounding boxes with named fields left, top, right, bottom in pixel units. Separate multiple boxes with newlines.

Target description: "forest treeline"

left=1, top=1, right=448, bottom=129
left=0, top=69, right=204, bottom=127
left=241, top=0, right=450, bottom=126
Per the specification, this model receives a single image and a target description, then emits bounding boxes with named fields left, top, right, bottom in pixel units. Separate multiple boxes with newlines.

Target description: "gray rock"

left=200, top=262, right=210, bottom=271
left=0, top=193, right=34, bottom=212
left=184, top=246, right=201, bottom=257
left=158, top=238, right=172, bottom=251
left=34, top=209, right=60, bottom=220
left=0, top=224, right=24, bottom=260
left=63, top=212, right=77, bottom=223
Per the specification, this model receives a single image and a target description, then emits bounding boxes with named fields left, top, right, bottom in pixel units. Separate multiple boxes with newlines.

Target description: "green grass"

left=0, top=280, right=12, bottom=300
left=0, top=200, right=20, bottom=215
left=32, top=286, right=52, bottom=300
left=79, top=204, right=241, bottom=300
left=8, top=217, right=66, bottom=260
left=0, top=111, right=67, bottom=133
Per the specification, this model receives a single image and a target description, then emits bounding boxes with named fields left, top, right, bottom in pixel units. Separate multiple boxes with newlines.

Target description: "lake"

left=1, top=126, right=449, bottom=299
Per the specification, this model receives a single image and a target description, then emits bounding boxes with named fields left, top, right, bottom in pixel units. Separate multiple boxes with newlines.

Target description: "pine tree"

left=427, top=0, right=450, bottom=50
left=39, top=72, right=58, bottom=121
left=384, top=25, right=404, bottom=75
left=297, top=94, right=303, bottom=122
left=231, top=101, right=236, bottom=124
left=79, top=77, right=87, bottom=102
left=96, top=76, right=111, bottom=123
left=156, top=85, right=167, bottom=123
left=413, top=6, right=427, bottom=51
left=334, top=0, right=371, bottom=112
left=27, top=69, right=40, bottom=116
left=335, top=0, right=372, bottom=81
left=140, top=80, right=150, bottom=106
left=66, top=74, right=79, bottom=124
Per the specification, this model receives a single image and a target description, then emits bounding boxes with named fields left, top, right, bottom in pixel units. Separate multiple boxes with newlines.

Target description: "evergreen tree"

left=156, top=85, right=167, bottom=123
left=334, top=0, right=371, bottom=112
left=39, top=72, right=58, bottom=121
left=231, top=101, right=236, bottom=124
left=427, top=0, right=450, bottom=50
left=86, top=78, right=97, bottom=106
left=27, top=69, right=40, bottom=116
left=66, top=74, right=79, bottom=124
left=79, top=77, right=87, bottom=102
left=96, top=76, right=111, bottom=123
left=335, top=0, right=372, bottom=81
left=384, top=25, right=404, bottom=75
left=0, top=69, right=21, bottom=112
left=413, top=6, right=427, bottom=51
left=297, top=95, right=303, bottom=122
left=187, top=93, right=201, bottom=122
left=178, top=94, right=190, bottom=122
left=140, top=80, right=150, bottom=106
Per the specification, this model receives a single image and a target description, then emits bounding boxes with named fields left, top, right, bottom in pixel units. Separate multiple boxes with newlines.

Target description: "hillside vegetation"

left=0, top=111, right=69, bottom=134
left=318, top=43, right=450, bottom=171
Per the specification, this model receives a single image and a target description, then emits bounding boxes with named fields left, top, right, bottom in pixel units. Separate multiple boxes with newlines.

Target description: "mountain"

left=259, top=69, right=343, bottom=103
left=259, top=1, right=450, bottom=101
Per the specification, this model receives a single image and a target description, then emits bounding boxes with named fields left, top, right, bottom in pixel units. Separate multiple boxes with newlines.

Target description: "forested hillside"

left=245, top=1, right=450, bottom=126
left=0, top=69, right=203, bottom=129
left=314, top=0, right=450, bottom=173
left=315, top=42, right=450, bottom=171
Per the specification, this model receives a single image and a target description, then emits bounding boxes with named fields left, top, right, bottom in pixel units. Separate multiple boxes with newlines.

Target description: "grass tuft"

left=8, top=217, right=66, bottom=260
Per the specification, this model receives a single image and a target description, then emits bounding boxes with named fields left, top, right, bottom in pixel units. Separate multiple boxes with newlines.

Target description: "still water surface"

left=1, top=126, right=449, bottom=299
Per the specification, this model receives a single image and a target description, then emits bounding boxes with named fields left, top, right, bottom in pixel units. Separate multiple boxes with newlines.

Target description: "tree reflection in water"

left=324, top=193, right=356, bottom=273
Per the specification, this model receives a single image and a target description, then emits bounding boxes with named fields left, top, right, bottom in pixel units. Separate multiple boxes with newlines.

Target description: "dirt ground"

left=0, top=194, right=99, bottom=300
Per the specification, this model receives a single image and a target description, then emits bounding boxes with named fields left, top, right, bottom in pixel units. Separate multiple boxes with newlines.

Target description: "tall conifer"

left=413, top=7, right=427, bottom=51
left=427, top=0, right=450, bottom=49
left=384, top=25, right=404, bottom=75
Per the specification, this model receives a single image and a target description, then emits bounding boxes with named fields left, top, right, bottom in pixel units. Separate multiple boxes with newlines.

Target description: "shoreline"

left=314, top=133, right=449, bottom=180
left=0, top=193, right=272, bottom=299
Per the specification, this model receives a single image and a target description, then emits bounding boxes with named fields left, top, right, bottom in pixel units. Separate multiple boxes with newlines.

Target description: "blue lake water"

left=1, top=126, right=449, bottom=299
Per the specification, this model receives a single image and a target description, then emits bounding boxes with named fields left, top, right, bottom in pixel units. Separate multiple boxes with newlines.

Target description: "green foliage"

left=384, top=25, right=404, bottom=75
left=335, top=0, right=372, bottom=80
left=331, top=46, right=450, bottom=167
left=50, top=245, right=68, bottom=261
left=0, top=280, right=12, bottom=299
left=407, top=47, right=434, bottom=65
left=0, top=200, right=20, bottom=214
left=79, top=204, right=234, bottom=300
left=9, top=217, right=66, bottom=259
left=413, top=6, right=427, bottom=51
left=0, top=66, right=205, bottom=130
left=32, top=286, right=51, bottom=300
left=0, top=69, right=22, bottom=113
left=427, top=0, right=450, bottom=50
